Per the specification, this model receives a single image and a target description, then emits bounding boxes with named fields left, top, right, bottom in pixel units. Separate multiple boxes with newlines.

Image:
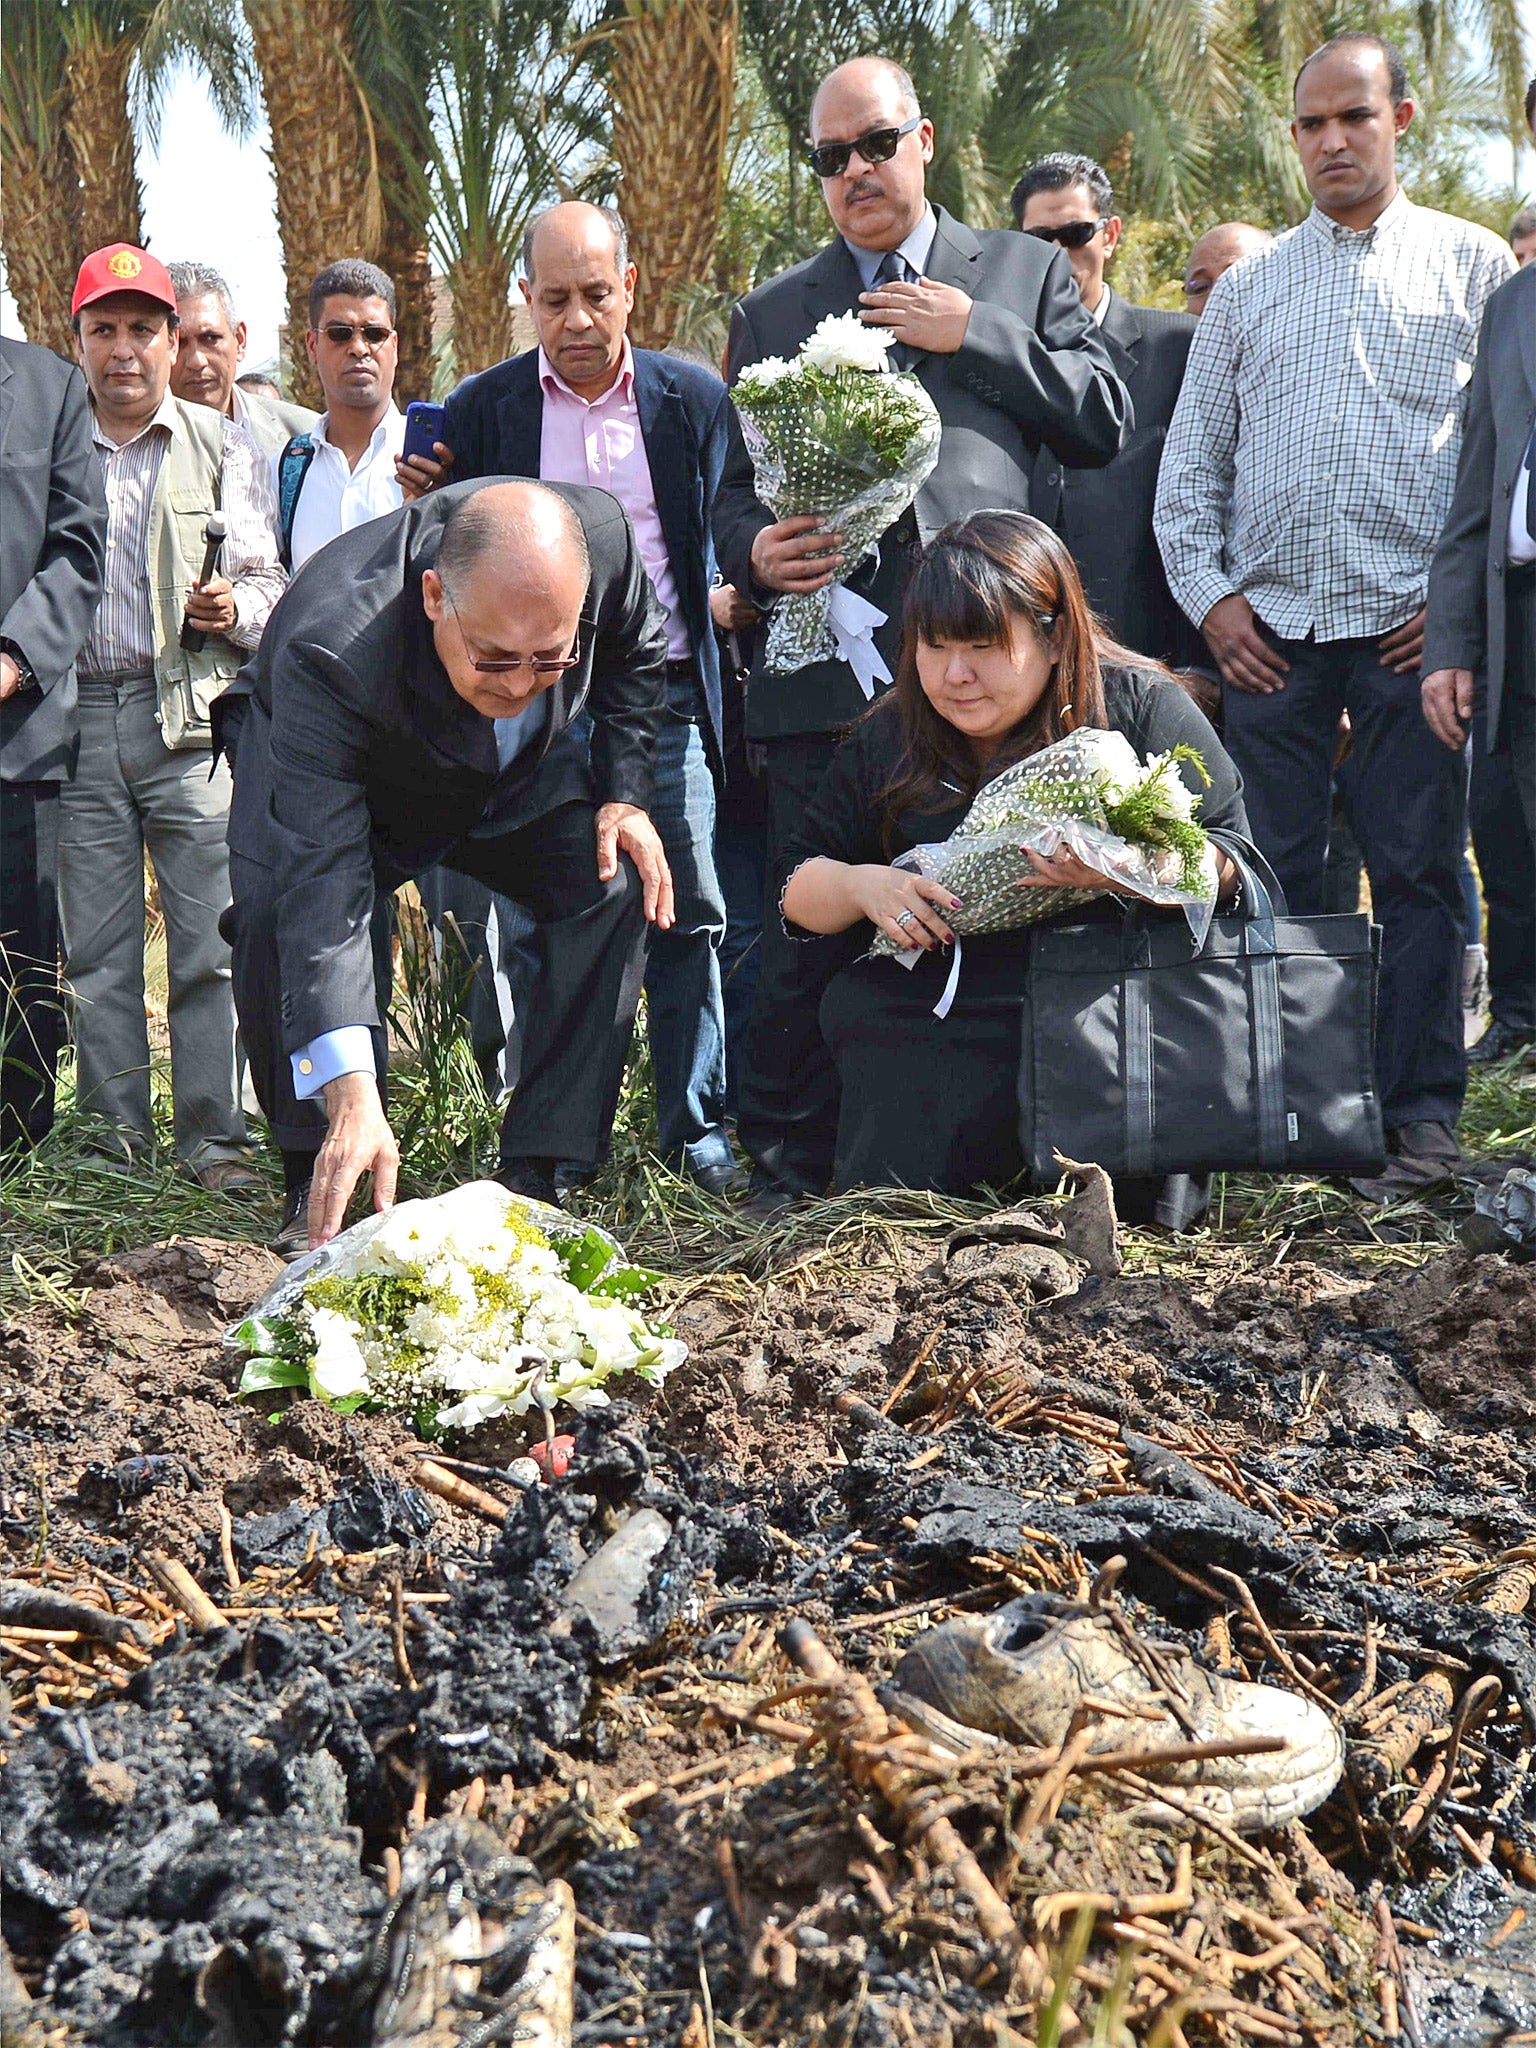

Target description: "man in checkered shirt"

left=1155, top=31, right=1513, bottom=1201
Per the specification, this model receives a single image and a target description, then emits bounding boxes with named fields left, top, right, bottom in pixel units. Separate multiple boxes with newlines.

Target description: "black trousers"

left=1223, top=632, right=1466, bottom=1131
left=734, top=732, right=861, bottom=1193
left=1, top=782, right=65, bottom=1158
left=1477, top=567, right=1536, bottom=1032
left=229, top=800, right=647, bottom=1171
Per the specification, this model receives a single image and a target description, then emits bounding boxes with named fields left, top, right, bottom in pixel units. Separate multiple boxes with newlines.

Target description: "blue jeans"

left=1222, top=632, right=1466, bottom=1130
left=645, top=670, right=732, bottom=1174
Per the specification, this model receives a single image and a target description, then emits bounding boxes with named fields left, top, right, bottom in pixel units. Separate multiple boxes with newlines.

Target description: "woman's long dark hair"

left=875, top=511, right=1159, bottom=848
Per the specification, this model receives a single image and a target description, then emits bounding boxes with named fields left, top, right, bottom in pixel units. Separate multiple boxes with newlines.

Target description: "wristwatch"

left=0, top=640, right=37, bottom=692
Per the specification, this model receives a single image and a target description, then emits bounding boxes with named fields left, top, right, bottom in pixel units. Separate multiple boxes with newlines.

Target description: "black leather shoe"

left=1469, top=1019, right=1536, bottom=1067
left=739, top=1172, right=799, bottom=1223
left=496, top=1160, right=562, bottom=1208
left=270, top=1182, right=313, bottom=1261
left=689, top=1159, right=750, bottom=1203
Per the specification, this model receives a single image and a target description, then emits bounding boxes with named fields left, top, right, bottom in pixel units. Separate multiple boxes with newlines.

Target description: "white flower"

left=737, top=354, right=796, bottom=389
left=801, top=311, right=894, bottom=375
left=1142, top=751, right=1199, bottom=820
left=307, top=1307, right=372, bottom=1401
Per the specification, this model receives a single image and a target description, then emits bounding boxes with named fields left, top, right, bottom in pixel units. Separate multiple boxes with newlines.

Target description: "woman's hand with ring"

left=851, top=866, right=962, bottom=950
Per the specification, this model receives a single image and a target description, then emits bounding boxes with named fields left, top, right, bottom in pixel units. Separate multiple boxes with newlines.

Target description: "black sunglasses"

left=450, top=605, right=581, bottom=677
left=1023, top=218, right=1109, bottom=250
left=319, top=320, right=394, bottom=347
left=808, top=115, right=921, bottom=180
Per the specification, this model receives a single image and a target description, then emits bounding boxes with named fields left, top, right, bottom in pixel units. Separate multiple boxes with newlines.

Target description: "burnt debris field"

left=4, top=1176, right=1536, bottom=2047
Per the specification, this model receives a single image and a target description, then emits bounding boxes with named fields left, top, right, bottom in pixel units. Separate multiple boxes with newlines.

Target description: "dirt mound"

left=4, top=1233, right=1536, bottom=2046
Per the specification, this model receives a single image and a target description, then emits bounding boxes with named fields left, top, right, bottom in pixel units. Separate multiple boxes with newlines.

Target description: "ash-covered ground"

left=3, top=1227, right=1536, bottom=2046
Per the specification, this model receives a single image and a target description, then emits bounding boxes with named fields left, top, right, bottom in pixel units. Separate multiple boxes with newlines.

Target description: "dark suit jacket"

left=1424, top=264, right=1536, bottom=745
left=219, top=478, right=668, bottom=1052
left=1030, top=290, right=1202, bottom=668
left=0, top=338, right=107, bottom=783
left=442, top=346, right=730, bottom=770
left=713, top=205, right=1130, bottom=737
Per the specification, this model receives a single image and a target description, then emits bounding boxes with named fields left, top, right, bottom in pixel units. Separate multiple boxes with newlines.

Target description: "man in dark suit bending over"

left=221, top=478, right=672, bottom=1249
left=714, top=55, right=1128, bottom=1215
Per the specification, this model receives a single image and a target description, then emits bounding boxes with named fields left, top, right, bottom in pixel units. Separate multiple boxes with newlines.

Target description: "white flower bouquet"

left=229, top=1181, right=685, bottom=1435
left=732, top=312, right=941, bottom=690
left=872, top=730, right=1220, bottom=1010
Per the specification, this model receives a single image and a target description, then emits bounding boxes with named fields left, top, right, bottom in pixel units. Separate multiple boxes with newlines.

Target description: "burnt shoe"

left=357, top=1817, right=574, bottom=2047
left=891, top=1592, right=1342, bottom=1833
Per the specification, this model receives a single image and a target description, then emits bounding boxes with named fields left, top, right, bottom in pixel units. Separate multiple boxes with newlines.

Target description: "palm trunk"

left=378, top=136, right=436, bottom=403
left=63, top=33, right=142, bottom=251
left=243, top=0, right=378, bottom=407
left=1, top=127, right=80, bottom=354
left=610, top=0, right=738, bottom=350
left=448, top=250, right=512, bottom=379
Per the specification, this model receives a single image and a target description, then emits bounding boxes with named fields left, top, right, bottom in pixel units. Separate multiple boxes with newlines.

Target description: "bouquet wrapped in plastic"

left=732, top=312, right=941, bottom=693
left=871, top=729, right=1219, bottom=1015
left=228, top=1181, right=685, bottom=1434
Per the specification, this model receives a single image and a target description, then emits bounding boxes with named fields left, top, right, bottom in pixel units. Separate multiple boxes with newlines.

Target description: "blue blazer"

left=443, top=346, right=731, bottom=775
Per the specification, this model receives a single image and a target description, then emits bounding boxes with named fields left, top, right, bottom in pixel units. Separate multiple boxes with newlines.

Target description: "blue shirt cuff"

left=291, top=1027, right=376, bottom=1099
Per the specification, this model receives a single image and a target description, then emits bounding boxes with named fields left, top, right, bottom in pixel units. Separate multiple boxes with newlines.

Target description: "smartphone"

left=401, top=401, right=446, bottom=466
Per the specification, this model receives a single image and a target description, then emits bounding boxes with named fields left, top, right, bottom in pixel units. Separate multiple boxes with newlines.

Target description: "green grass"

left=4, top=938, right=1532, bottom=1311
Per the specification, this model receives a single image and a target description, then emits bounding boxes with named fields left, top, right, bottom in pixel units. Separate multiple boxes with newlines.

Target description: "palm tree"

left=371, top=0, right=602, bottom=380
left=1, top=3, right=78, bottom=351
left=242, top=0, right=381, bottom=403
left=608, top=0, right=739, bottom=348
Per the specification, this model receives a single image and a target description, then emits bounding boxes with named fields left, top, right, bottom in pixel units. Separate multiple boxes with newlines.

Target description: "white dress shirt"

left=277, top=404, right=406, bottom=569
left=1156, top=191, right=1514, bottom=642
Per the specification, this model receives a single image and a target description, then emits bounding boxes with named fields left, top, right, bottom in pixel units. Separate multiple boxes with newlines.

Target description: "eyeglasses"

left=450, top=605, right=581, bottom=677
left=319, top=321, right=395, bottom=348
left=808, top=115, right=921, bottom=180
left=1022, top=218, right=1110, bottom=251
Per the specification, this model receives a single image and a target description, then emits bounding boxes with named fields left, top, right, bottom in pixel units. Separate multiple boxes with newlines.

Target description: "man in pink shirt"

left=399, top=203, right=741, bottom=1200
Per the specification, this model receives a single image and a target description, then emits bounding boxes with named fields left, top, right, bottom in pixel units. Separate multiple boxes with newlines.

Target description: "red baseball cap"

left=72, top=243, right=178, bottom=319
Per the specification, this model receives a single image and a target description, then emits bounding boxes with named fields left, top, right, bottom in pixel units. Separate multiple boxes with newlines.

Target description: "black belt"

left=80, top=667, right=155, bottom=688
left=666, top=657, right=698, bottom=679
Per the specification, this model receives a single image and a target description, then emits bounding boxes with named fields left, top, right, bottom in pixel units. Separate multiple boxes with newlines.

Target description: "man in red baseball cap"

left=61, top=242, right=285, bottom=1190
left=71, top=241, right=180, bottom=321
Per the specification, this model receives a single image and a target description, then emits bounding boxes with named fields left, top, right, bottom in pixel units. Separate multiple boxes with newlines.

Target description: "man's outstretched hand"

left=596, top=802, right=675, bottom=929
left=310, top=1071, right=399, bottom=1248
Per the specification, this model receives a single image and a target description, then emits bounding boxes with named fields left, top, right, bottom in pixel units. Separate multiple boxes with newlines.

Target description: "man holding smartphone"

left=272, top=260, right=405, bottom=571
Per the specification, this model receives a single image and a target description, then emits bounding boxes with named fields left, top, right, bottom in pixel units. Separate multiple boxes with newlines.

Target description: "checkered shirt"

left=1154, top=190, right=1514, bottom=642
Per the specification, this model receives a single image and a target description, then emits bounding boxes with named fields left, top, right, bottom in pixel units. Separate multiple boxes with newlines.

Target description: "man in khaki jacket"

left=65, top=243, right=285, bottom=1184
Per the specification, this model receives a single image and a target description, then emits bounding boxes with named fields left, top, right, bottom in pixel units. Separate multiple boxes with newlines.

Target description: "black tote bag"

left=1020, top=841, right=1386, bottom=1181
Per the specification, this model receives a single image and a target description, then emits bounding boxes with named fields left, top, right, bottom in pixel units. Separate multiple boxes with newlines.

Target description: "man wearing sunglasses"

left=1012, top=154, right=1203, bottom=672
left=713, top=54, right=1129, bottom=1219
left=219, top=477, right=673, bottom=1250
left=273, top=261, right=407, bottom=572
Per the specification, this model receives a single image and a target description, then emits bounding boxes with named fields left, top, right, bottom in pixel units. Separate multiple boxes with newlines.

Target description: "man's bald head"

left=427, top=483, right=591, bottom=720
left=1183, top=222, right=1272, bottom=314
left=811, top=56, right=919, bottom=132
left=522, top=201, right=629, bottom=284
left=437, top=480, right=589, bottom=602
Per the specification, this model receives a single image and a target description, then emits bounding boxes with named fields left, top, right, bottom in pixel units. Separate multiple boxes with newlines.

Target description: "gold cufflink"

left=299, top=1059, right=313, bottom=1075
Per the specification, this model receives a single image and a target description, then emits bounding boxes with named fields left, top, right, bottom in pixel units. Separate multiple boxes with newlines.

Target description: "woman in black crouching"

left=781, top=511, right=1250, bottom=1203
